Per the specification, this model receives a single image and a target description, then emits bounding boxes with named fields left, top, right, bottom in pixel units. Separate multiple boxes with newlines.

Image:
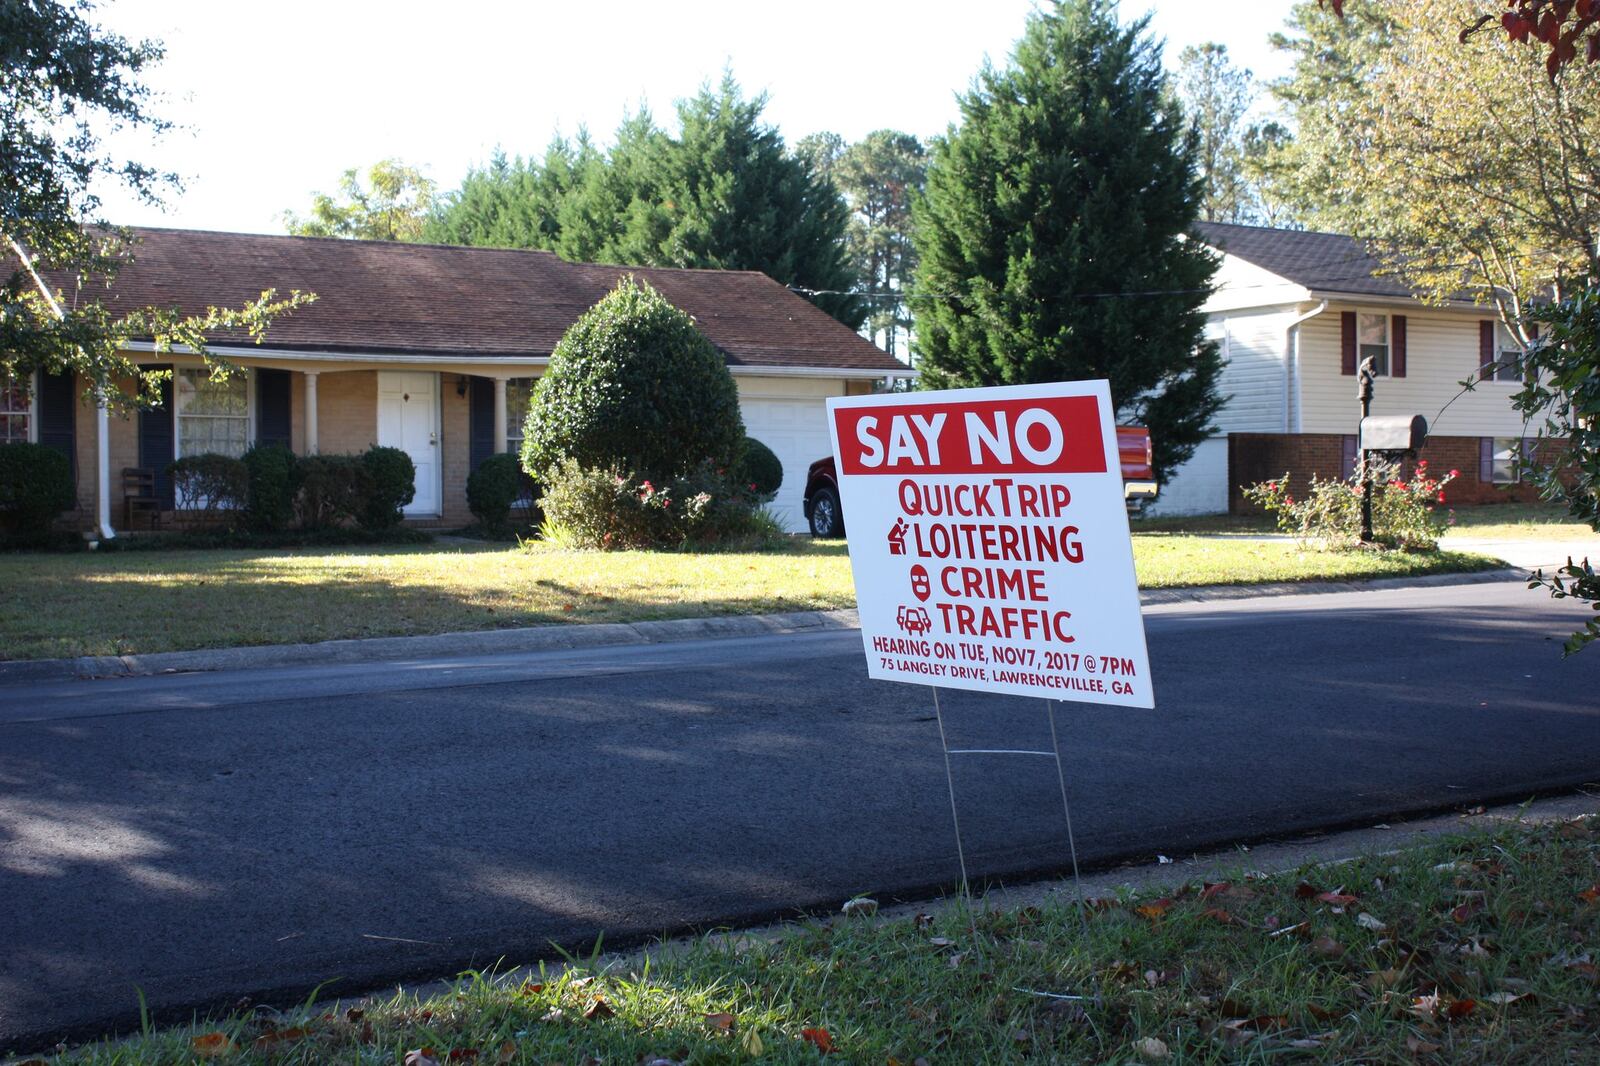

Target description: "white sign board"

left=826, top=381, right=1154, bottom=709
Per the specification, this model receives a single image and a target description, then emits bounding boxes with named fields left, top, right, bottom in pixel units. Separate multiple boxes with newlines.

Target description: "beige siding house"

left=1151, top=222, right=1546, bottom=516
left=18, top=229, right=910, bottom=535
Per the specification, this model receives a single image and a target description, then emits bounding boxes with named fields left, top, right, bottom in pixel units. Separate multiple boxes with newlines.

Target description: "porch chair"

left=122, top=467, right=162, bottom=531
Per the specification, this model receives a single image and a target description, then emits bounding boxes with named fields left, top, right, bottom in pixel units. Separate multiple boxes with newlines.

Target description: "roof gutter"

left=118, top=340, right=910, bottom=379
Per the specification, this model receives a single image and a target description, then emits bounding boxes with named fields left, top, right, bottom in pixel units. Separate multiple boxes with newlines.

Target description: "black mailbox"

left=1360, top=414, right=1429, bottom=453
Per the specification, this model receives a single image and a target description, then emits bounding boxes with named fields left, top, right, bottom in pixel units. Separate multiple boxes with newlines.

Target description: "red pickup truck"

left=802, top=425, right=1158, bottom=537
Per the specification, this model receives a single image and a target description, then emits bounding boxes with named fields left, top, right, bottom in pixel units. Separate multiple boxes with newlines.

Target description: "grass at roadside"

left=0, top=537, right=1503, bottom=660
left=43, top=815, right=1600, bottom=1065
left=1134, top=501, right=1594, bottom=541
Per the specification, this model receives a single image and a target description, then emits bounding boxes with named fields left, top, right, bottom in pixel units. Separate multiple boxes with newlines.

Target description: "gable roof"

left=1193, top=221, right=1418, bottom=301
left=54, top=227, right=906, bottom=373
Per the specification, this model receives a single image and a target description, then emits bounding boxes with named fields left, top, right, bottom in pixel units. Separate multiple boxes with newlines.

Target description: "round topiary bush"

left=521, top=277, right=744, bottom=484
left=735, top=436, right=783, bottom=499
left=467, top=452, right=524, bottom=536
left=0, top=442, right=75, bottom=542
left=359, top=445, right=415, bottom=531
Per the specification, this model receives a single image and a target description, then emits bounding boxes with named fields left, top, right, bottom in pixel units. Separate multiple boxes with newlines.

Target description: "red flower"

left=1437, top=492, right=1446, bottom=502
left=1266, top=481, right=1277, bottom=492
left=1448, top=469, right=1460, bottom=478
left=1416, top=459, right=1427, bottom=469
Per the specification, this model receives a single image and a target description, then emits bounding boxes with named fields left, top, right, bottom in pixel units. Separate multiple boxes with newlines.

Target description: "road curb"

left=0, top=566, right=1526, bottom=687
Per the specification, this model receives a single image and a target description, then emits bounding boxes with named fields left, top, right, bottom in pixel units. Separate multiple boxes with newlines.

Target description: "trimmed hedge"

left=242, top=444, right=298, bottom=532
left=361, top=445, right=416, bottom=531
left=0, top=443, right=75, bottom=544
left=169, top=453, right=249, bottom=529
left=735, top=437, right=783, bottom=500
left=467, top=452, right=527, bottom=536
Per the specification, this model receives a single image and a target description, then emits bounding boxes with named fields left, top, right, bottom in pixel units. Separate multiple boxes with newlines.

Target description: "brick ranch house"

left=1151, top=222, right=1560, bottom=516
left=7, top=228, right=910, bottom=535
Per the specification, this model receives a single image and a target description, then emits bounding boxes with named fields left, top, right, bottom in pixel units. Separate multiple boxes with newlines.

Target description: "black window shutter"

left=1340, top=312, right=1357, bottom=375
left=1479, top=321, right=1495, bottom=381
left=37, top=371, right=77, bottom=492
left=256, top=369, right=292, bottom=450
left=469, top=376, right=495, bottom=471
left=1391, top=315, right=1407, bottom=378
left=1341, top=435, right=1358, bottom=480
left=139, top=368, right=175, bottom=507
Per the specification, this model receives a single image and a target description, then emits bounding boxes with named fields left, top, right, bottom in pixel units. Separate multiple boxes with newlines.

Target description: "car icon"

left=896, top=605, right=933, bottom=636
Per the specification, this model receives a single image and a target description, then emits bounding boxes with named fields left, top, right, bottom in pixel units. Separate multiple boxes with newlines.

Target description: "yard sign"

left=826, top=381, right=1154, bottom=709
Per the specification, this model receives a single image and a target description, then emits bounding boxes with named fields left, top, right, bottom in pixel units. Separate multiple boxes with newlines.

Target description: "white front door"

left=377, top=371, right=440, bottom=515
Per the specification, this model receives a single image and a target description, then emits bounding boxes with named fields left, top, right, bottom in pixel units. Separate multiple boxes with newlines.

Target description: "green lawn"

left=43, top=815, right=1600, bottom=1065
left=0, top=537, right=1502, bottom=661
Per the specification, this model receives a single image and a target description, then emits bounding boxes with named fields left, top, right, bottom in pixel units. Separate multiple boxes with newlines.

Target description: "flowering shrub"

left=1242, top=459, right=1459, bottom=551
left=537, top=460, right=781, bottom=550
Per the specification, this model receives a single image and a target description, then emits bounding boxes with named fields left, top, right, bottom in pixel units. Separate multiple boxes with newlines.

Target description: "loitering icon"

left=909, top=563, right=931, bottom=602
left=887, top=517, right=909, bottom=556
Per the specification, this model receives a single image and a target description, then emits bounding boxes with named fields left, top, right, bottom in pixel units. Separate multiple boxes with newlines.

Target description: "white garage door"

left=741, top=397, right=836, bottom=533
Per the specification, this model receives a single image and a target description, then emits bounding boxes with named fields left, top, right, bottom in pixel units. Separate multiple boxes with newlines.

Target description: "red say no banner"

left=832, top=395, right=1107, bottom=476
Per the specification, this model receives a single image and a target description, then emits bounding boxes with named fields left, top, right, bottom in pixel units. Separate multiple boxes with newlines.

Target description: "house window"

left=1493, top=324, right=1524, bottom=383
left=0, top=373, right=34, bottom=444
left=1490, top=437, right=1522, bottom=484
left=504, top=377, right=534, bottom=454
left=1357, top=313, right=1389, bottom=376
left=175, top=369, right=251, bottom=458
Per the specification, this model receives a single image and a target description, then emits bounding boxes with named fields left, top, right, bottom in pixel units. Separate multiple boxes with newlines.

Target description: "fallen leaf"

left=494, top=1042, right=517, bottom=1065
left=404, top=1051, right=441, bottom=1066
left=1200, top=881, right=1230, bottom=900
left=1409, top=993, right=1442, bottom=1020
left=801, top=1026, right=834, bottom=1053
left=252, top=1027, right=310, bottom=1049
left=1447, top=998, right=1477, bottom=1020
left=1132, top=1035, right=1171, bottom=1060
left=1295, top=881, right=1322, bottom=899
left=447, top=1051, right=480, bottom=1062
left=516, top=980, right=544, bottom=996
left=1484, top=991, right=1531, bottom=1006
left=1357, top=912, right=1387, bottom=931
left=1406, top=1034, right=1442, bottom=1054
left=1451, top=900, right=1484, bottom=923
left=1578, top=884, right=1600, bottom=904
left=1307, top=1003, right=1341, bottom=1021
left=1201, top=907, right=1235, bottom=925
left=705, top=1012, right=736, bottom=1033
left=1311, top=935, right=1346, bottom=958
left=191, top=1033, right=235, bottom=1058
left=842, top=897, right=879, bottom=918
left=582, top=997, right=614, bottom=1020
left=913, top=912, right=935, bottom=928
left=927, top=936, right=956, bottom=949
left=742, top=1028, right=765, bottom=1056
left=1135, top=898, right=1174, bottom=920
left=1316, top=892, right=1359, bottom=906
left=345, top=1007, right=365, bottom=1023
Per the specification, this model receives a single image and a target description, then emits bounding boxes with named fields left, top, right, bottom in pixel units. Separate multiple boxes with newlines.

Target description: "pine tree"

left=425, top=77, right=863, bottom=328
left=912, top=0, right=1224, bottom=480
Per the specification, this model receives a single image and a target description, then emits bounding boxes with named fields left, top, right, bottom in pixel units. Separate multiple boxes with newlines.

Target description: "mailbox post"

left=1355, top=355, right=1430, bottom=542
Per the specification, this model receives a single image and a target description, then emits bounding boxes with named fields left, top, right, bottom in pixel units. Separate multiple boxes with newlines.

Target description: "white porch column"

left=304, top=371, right=319, bottom=455
left=492, top=376, right=509, bottom=453
left=95, top=387, right=114, bottom=540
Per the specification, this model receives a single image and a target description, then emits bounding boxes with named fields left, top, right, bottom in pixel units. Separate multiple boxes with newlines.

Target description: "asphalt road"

left=2, top=578, right=1598, bottom=1052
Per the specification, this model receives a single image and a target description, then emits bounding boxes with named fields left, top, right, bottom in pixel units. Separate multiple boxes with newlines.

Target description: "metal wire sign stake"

left=824, top=381, right=1156, bottom=924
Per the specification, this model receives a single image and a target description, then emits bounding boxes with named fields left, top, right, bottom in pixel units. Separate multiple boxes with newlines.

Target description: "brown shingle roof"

left=1192, top=221, right=1419, bottom=301
left=57, top=227, right=905, bottom=372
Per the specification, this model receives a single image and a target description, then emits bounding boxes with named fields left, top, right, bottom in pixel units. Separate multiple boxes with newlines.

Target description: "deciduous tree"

left=912, top=0, right=1224, bottom=481
left=2, top=0, right=312, bottom=403
left=284, top=159, right=437, bottom=242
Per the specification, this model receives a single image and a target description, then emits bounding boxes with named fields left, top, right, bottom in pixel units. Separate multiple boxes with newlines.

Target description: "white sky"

left=92, top=0, right=1296, bottom=235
